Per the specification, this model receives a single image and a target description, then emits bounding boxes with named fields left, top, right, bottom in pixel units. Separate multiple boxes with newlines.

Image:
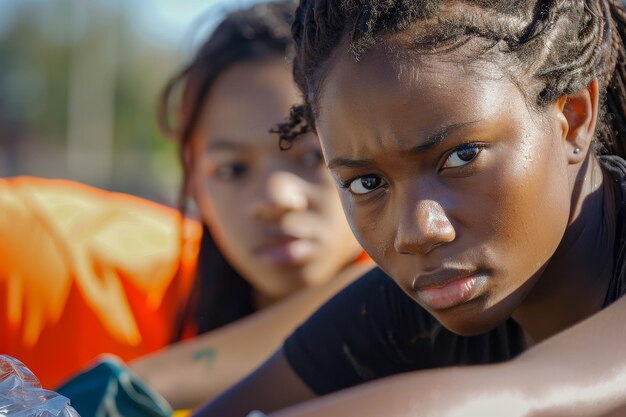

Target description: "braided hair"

left=275, top=0, right=626, bottom=157
left=157, top=1, right=296, bottom=338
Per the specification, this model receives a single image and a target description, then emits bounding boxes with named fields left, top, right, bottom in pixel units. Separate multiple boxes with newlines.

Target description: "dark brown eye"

left=215, top=162, right=247, bottom=181
left=444, top=144, right=482, bottom=168
left=349, top=175, right=384, bottom=195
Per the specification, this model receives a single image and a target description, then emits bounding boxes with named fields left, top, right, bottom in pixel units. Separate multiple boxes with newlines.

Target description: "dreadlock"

left=276, top=0, right=626, bottom=157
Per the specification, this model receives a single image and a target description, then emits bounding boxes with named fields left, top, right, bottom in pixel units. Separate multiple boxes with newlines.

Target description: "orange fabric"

left=0, top=177, right=201, bottom=389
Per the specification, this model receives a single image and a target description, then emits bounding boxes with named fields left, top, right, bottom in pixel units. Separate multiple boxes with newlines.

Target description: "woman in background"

left=50, top=1, right=370, bottom=414
left=126, top=0, right=369, bottom=409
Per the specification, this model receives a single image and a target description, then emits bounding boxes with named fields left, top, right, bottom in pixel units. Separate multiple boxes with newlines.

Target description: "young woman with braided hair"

left=194, top=1, right=626, bottom=416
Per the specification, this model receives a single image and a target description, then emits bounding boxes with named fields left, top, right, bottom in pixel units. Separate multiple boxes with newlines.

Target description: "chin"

left=438, top=318, right=504, bottom=336
left=271, top=275, right=310, bottom=297
left=431, top=302, right=512, bottom=336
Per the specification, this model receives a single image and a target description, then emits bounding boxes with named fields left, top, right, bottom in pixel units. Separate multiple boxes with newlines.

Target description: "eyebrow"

left=327, top=120, right=481, bottom=170
left=205, top=139, right=244, bottom=152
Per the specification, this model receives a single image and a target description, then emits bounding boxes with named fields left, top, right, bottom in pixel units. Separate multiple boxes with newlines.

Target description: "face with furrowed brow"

left=315, top=45, right=580, bottom=335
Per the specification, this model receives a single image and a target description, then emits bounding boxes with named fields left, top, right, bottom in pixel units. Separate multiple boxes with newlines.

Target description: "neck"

left=512, top=156, right=615, bottom=345
left=253, top=291, right=280, bottom=310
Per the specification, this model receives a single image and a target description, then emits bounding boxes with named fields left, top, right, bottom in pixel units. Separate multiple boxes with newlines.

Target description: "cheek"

left=339, top=194, right=389, bottom=261
left=481, top=140, right=570, bottom=273
left=198, top=194, right=260, bottom=281
left=192, top=176, right=251, bottom=254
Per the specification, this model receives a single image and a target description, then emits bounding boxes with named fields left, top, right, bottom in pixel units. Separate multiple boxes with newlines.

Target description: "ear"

left=554, top=79, right=599, bottom=164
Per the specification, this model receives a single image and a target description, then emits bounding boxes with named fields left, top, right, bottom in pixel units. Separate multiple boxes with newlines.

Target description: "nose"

left=249, top=171, right=308, bottom=220
left=394, top=198, right=456, bottom=256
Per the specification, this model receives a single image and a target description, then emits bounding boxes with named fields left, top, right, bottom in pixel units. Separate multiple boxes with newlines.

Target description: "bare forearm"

left=263, top=363, right=529, bottom=417
left=131, top=309, right=304, bottom=409
left=265, top=355, right=620, bottom=417
left=511, top=295, right=626, bottom=417
left=131, top=262, right=373, bottom=409
left=192, top=350, right=316, bottom=417
left=266, top=297, right=626, bottom=417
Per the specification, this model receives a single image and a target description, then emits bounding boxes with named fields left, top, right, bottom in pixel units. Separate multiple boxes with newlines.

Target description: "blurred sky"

left=0, top=0, right=270, bottom=51
left=130, top=0, right=274, bottom=53
left=0, top=0, right=276, bottom=202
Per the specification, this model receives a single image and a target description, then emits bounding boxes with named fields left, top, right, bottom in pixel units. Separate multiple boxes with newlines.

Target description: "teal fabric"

left=57, top=356, right=172, bottom=417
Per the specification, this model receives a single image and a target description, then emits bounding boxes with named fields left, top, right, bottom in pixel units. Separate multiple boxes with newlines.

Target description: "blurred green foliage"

left=0, top=0, right=183, bottom=204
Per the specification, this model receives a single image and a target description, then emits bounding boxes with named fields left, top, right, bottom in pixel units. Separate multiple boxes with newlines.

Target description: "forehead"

left=200, top=58, right=299, bottom=147
left=316, top=45, right=527, bottom=156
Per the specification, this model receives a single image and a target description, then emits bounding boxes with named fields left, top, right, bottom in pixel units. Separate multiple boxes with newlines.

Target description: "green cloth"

left=57, top=356, right=172, bottom=417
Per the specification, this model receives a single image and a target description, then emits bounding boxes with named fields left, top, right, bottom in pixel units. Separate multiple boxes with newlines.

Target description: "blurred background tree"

left=0, top=0, right=267, bottom=205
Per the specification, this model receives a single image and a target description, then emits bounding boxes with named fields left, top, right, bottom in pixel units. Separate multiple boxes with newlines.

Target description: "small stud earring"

left=574, top=147, right=581, bottom=154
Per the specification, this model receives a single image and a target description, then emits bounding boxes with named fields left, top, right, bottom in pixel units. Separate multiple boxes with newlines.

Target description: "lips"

left=411, top=268, right=488, bottom=310
left=254, top=235, right=317, bottom=266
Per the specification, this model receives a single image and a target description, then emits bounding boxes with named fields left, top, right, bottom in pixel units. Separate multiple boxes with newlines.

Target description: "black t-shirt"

left=284, top=155, right=626, bottom=396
